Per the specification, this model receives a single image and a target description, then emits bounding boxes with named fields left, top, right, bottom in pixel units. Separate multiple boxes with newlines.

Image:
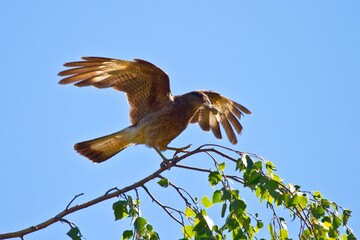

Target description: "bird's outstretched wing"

left=190, top=91, right=251, bottom=144
left=58, top=57, right=172, bottom=124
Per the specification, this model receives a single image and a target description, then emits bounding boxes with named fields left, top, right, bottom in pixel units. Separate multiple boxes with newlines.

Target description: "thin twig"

left=174, top=164, right=213, bottom=173
left=105, top=187, right=120, bottom=195
left=157, top=175, right=193, bottom=207
left=65, top=193, right=84, bottom=210
left=141, top=185, right=184, bottom=226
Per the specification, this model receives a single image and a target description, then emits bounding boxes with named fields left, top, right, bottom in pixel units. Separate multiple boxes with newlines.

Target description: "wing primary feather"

left=198, top=109, right=210, bottom=131
left=63, top=61, right=106, bottom=67
left=58, top=65, right=105, bottom=76
left=230, top=106, right=242, bottom=118
left=81, top=56, right=114, bottom=61
left=210, top=114, right=222, bottom=139
left=226, top=111, right=243, bottom=134
left=233, top=101, right=252, bottom=115
left=220, top=117, right=237, bottom=144
left=59, top=70, right=104, bottom=85
left=74, top=74, right=109, bottom=87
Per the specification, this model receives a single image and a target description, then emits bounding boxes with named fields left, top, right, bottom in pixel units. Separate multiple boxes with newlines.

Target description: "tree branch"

left=0, top=147, right=223, bottom=239
left=141, top=185, right=185, bottom=226
left=1, top=145, right=354, bottom=239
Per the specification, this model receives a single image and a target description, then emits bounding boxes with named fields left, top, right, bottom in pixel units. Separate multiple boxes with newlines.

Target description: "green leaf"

left=313, top=191, right=323, bottom=200
left=184, top=207, right=196, bottom=218
left=253, top=160, right=263, bottom=170
left=150, top=232, right=159, bottom=240
left=157, top=178, right=170, bottom=188
left=322, top=216, right=332, bottom=226
left=226, top=216, right=239, bottom=231
left=302, top=229, right=311, bottom=239
left=218, top=162, right=226, bottom=172
left=289, top=194, right=299, bottom=207
left=183, top=225, right=195, bottom=238
left=268, top=223, right=275, bottom=239
left=244, top=155, right=254, bottom=170
left=279, top=229, right=288, bottom=238
left=283, top=192, right=292, bottom=207
left=263, top=179, right=279, bottom=194
left=241, top=214, right=251, bottom=230
left=289, top=193, right=307, bottom=208
left=298, top=194, right=308, bottom=208
left=329, top=228, right=339, bottom=238
left=236, top=158, right=245, bottom=171
left=134, top=217, right=147, bottom=232
left=113, top=200, right=128, bottom=220
left=257, top=220, right=264, bottom=229
left=202, top=196, right=213, bottom=208
left=342, top=209, right=351, bottom=226
left=269, top=173, right=282, bottom=183
left=66, top=227, right=81, bottom=240
left=265, top=161, right=276, bottom=171
left=321, top=198, right=330, bottom=208
left=208, top=171, right=222, bottom=186
left=230, top=199, right=246, bottom=215
left=212, top=190, right=223, bottom=204
left=244, top=170, right=261, bottom=187
left=274, top=192, right=284, bottom=206
left=122, top=230, right=133, bottom=240
left=193, top=213, right=213, bottom=238
left=333, top=214, right=342, bottom=229
left=222, top=189, right=232, bottom=201
left=311, top=203, right=325, bottom=218
left=346, top=228, right=357, bottom=240
left=255, top=185, right=263, bottom=198
left=146, top=224, right=153, bottom=231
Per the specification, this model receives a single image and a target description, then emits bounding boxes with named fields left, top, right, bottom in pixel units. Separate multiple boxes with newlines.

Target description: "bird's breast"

left=137, top=106, right=195, bottom=150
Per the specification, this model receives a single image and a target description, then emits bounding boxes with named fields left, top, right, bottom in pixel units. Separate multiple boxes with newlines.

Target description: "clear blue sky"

left=1, top=1, right=359, bottom=239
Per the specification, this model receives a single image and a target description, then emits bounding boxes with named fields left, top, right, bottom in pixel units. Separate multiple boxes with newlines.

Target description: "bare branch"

left=65, top=193, right=84, bottom=210
left=0, top=147, right=219, bottom=239
left=157, top=175, right=194, bottom=207
left=141, top=185, right=184, bottom=226
left=174, top=164, right=213, bottom=173
left=0, top=153, right=178, bottom=238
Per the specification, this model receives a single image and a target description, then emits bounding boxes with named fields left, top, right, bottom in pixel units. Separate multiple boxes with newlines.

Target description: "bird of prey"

left=58, top=57, right=251, bottom=163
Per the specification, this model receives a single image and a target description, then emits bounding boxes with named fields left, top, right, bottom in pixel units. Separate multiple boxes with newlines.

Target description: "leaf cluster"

left=113, top=195, right=159, bottom=240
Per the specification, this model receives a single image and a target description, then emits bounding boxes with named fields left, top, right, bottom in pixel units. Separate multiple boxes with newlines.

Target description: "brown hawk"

left=58, top=57, right=251, bottom=163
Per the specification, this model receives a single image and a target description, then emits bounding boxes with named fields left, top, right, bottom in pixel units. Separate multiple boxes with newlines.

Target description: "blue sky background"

left=1, top=1, right=359, bottom=239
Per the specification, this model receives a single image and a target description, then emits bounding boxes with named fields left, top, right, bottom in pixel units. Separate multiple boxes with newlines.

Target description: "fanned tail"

left=74, top=127, right=135, bottom=163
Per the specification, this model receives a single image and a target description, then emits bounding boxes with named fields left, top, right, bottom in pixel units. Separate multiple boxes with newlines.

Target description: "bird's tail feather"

left=74, top=127, right=135, bottom=163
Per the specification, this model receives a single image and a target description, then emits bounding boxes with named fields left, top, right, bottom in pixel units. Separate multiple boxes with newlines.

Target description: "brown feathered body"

left=59, top=57, right=251, bottom=163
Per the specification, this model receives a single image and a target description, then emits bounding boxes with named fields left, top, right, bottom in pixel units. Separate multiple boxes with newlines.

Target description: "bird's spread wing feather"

left=190, top=91, right=251, bottom=144
left=58, top=57, right=172, bottom=124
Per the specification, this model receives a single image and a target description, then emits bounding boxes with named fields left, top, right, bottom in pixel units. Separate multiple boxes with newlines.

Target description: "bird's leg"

left=165, top=144, right=192, bottom=158
left=154, top=147, right=172, bottom=168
